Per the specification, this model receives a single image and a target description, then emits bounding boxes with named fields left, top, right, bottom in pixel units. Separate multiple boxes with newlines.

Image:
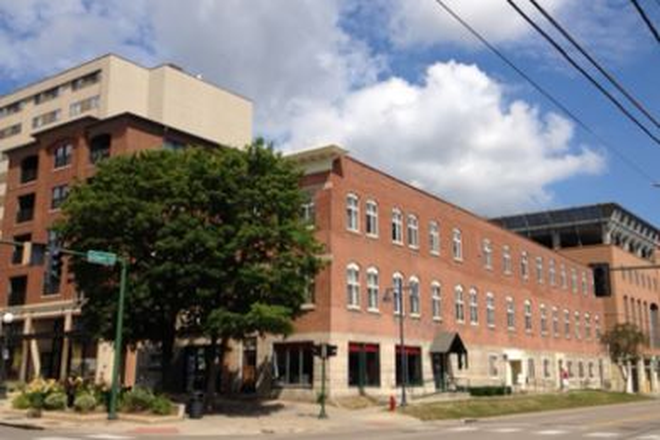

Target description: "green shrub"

left=150, top=395, right=173, bottom=415
left=28, top=392, right=45, bottom=409
left=469, top=386, right=512, bottom=397
left=120, top=387, right=155, bottom=413
left=44, top=392, right=67, bottom=410
left=12, top=393, right=31, bottom=410
left=73, top=393, right=97, bottom=413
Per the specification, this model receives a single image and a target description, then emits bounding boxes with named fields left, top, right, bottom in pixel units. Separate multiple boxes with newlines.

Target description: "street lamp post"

left=0, top=312, right=15, bottom=399
left=383, top=284, right=413, bottom=408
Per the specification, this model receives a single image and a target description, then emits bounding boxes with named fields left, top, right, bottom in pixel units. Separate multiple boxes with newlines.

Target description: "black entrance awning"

left=429, top=332, right=467, bottom=354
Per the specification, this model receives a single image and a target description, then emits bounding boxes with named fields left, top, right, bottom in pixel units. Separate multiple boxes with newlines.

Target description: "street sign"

left=86, top=250, right=117, bottom=267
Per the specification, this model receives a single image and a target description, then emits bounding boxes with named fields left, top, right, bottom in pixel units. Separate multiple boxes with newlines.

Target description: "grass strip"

left=403, top=390, right=650, bottom=421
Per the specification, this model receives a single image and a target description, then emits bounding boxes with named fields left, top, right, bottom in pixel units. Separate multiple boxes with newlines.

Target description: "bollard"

left=389, top=395, right=396, bottom=411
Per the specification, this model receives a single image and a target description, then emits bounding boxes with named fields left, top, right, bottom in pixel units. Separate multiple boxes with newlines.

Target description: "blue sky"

left=0, top=0, right=658, bottom=224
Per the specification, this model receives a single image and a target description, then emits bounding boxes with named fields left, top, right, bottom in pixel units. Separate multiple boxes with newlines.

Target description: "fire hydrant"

left=389, top=395, right=396, bottom=411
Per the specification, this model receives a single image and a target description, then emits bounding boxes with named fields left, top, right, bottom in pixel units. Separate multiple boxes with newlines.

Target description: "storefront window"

left=395, top=345, right=423, bottom=386
left=273, top=342, right=314, bottom=387
left=348, top=343, right=380, bottom=387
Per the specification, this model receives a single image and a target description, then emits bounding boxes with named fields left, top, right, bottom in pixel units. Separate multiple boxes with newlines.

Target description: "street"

left=2, top=399, right=660, bottom=439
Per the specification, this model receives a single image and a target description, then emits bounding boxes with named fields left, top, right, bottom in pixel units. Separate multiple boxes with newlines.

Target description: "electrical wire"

left=506, top=0, right=660, bottom=146
left=629, top=0, right=660, bottom=44
left=433, top=0, right=657, bottom=184
left=528, top=0, right=659, bottom=128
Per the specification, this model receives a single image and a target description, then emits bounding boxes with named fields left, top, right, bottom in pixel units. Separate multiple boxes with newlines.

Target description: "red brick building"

left=270, top=146, right=610, bottom=398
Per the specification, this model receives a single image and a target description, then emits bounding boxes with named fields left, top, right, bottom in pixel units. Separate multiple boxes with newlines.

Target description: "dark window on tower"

left=54, top=143, right=73, bottom=169
left=16, top=193, right=35, bottom=223
left=20, top=155, right=39, bottom=183
left=11, top=234, right=31, bottom=265
left=89, top=134, right=111, bottom=164
left=272, top=342, right=314, bottom=387
left=8, top=276, right=27, bottom=306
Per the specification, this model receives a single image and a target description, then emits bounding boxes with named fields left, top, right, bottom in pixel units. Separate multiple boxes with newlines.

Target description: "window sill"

left=366, top=233, right=379, bottom=239
left=410, top=313, right=421, bottom=319
left=430, top=251, right=440, bottom=257
left=408, top=245, right=419, bottom=251
left=488, top=324, right=496, bottom=329
left=53, top=164, right=72, bottom=172
left=347, top=305, right=361, bottom=312
left=453, top=257, right=464, bottom=263
left=346, top=228, right=361, bottom=235
left=392, top=240, right=404, bottom=247
left=367, top=308, right=380, bottom=314
left=301, top=303, right=316, bottom=311
left=470, top=321, right=479, bottom=326
left=432, top=317, right=442, bottom=322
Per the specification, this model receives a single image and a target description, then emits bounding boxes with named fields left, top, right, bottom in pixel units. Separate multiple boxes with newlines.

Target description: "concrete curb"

left=0, top=420, right=44, bottom=430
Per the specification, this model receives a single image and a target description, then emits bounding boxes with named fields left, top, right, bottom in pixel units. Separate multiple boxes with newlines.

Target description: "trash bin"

left=187, top=392, right=205, bottom=419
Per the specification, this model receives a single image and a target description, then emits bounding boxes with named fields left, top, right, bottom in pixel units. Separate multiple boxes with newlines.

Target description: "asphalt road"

left=2, top=399, right=660, bottom=439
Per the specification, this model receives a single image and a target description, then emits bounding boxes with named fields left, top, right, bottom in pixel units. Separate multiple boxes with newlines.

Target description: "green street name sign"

left=86, top=250, right=118, bottom=267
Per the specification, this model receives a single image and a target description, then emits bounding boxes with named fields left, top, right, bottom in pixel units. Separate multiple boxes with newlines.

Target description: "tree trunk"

left=204, top=333, right=219, bottom=410
left=617, top=360, right=632, bottom=393
left=159, top=330, right=176, bottom=392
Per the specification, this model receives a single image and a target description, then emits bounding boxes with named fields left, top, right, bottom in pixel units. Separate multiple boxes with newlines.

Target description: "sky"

left=0, top=0, right=658, bottom=223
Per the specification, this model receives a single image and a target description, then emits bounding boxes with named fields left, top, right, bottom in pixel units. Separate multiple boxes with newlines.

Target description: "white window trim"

left=431, top=281, right=442, bottom=321
left=346, top=263, right=361, bottom=310
left=503, top=245, right=512, bottom=275
left=455, top=285, right=465, bottom=323
left=366, top=266, right=379, bottom=312
left=506, top=296, right=515, bottom=330
left=407, top=214, right=419, bottom=249
left=452, top=228, right=463, bottom=262
left=409, top=275, right=421, bottom=317
left=391, top=208, right=403, bottom=245
left=469, top=287, right=479, bottom=326
left=486, top=292, right=495, bottom=328
left=393, top=272, right=404, bottom=316
left=429, top=221, right=440, bottom=256
left=524, top=299, right=533, bottom=333
left=365, top=200, right=379, bottom=238
left=346, top=193, right=359, bottom=233
left=482, top=239, right=493, bottom=270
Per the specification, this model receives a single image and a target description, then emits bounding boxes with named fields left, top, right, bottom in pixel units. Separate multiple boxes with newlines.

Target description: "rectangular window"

left=432, top=283, right=442, bottom=320
left=571, top=268, right=578, bottom=293
left=346, top=265, right=360, bottom=308
left=20, top=155, right=39, bottom=184
left=524, top=300, right=532, bottom=332
left=536, top=256, right=543, bottom=284
left=8, top=276, right=28, bottom=306
left=70, top=95, right=100, bottom=116
left=395, top=346, right=423, bottom=386
left=407, top=215, right=419, bottom=248
left=365, top=200, right=378, bottom=237
left=393, top=275, right=403, bottom=315
left=543, top=359, right=551, bottom=378
left=506, top=297, right=515, bottom=329
left=574, top=312, right=581, bottom=339
left=489, top=354, right=499, bottom=377
left=89, top=134, right=111, bottom=164
left=367, top=269, right=379, bottom=311
left=348, top=343, right=380, bottom=387
left=50, top=184, right=69, bottom=210
left=71, top=70, right=101, bottom=91
left=486, top=293, right=495, bottom=327
left=409, top=279, right=420, bottom=316
left=16, top=193, right=36, bottom=223
left=452, top=229, right=463, bottom=261
left=346, top=194, right=359, bottom=232
left=561, top=264, right=568, bottom=289
left=564, top=310, right=571, bottom=338
left=503, top=245, right=512, bottom=274
left=54, top=143, right=73, bottom=168
left=581, top=271, right=588, bottom=295
left=34, top=86, right=59, bottom=105
left=429, top=221, right=440, bottom=255
left=455, top=286, right=465, bottom=322
left=521, top=251, right=529, bottom=279
left=273, top=343, right=314, bottom=386
left=527, top=358, right=535, bottom=380
left=301, top=200, right=315, bottom=225
left=469, top=289, right=478, bottom=325
left=303, top=278, right=315, bottom=305
left=482, top=239, right=492, bottom=269
left=549, top=259, right=556, bottom=286
left=584, top=313, right=592, bottom=339
left=391, top=209, right=403, bottom=244
left=540, top=305, right=548, bottom=335
left=32, top=109, right=61, bottom=129
left=11, top=234, right=31, bottom=265
left=0, top=100, right=22, bottom=119
left=0, top=123, right=22, bottom=139
left=552, top=307, right=559, bottom=337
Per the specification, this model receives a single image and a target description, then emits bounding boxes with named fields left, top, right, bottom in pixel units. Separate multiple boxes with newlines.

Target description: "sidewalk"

left=0, top=399, right=427, bottom=436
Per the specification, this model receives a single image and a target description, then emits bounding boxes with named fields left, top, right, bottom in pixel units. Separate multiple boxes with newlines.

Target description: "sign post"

left=313, top=343, right=337, bottom=419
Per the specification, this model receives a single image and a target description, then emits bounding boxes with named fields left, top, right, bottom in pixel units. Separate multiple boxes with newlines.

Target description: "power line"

left=432, top=0, right=656, bottom=184
left=506, top=0, right=660, bottom=146
left=629, top=0, right=660, bottom=44
left=528, top=0, right=660, bottom=129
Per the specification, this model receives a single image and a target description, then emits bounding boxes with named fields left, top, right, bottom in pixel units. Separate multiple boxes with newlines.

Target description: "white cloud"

left=284, top=61, right=605, bottom=216
left=0, top=0, right=607, bottom=215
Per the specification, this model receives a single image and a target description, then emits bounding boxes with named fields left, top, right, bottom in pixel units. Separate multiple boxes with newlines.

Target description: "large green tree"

left=57, top=141, right=322, bottom=391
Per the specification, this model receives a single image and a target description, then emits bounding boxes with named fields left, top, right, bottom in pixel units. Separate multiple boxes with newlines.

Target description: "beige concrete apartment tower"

left=0, top=53, right=253, bottom=232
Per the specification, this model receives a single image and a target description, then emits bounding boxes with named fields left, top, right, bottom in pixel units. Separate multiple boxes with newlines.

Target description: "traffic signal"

left=326, top=344, right=338, bottom=357
left=312, top=344, right=322, bottom=357
left=44, top=242, right=63, bottom=294
left=590, top=263, right=611, bottom=297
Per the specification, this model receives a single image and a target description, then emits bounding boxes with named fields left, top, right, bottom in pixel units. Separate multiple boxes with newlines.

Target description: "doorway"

left=432, top=353, right=447, bottom=391
left=241, top=338, right=257, bottom=393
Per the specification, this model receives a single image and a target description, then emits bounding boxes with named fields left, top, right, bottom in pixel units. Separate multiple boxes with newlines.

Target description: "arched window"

left=346, top=194, right=359, bottom=232
left=393, top=272, right=404, bottom=315
left=365, top=200, right=378, bottom=237
left=486, top=292, right=495, bottom=327
left=452, top=229, right=463, bottom=261
left=469, top=288, right=478, bottom=324
left=366, top=267, right=379, bottom=311
left=409, top=276, right=420, bottom=315
left=346, top=263, right=360, bottom=308
left=431, top=281, right=442, bottom=321
left=454, top=285, right=465, bottom=322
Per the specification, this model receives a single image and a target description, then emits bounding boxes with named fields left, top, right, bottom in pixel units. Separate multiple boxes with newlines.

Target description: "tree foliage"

left=601, top=323, right=646, bottom=363
left=56, top=141, right=323, bottom=384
